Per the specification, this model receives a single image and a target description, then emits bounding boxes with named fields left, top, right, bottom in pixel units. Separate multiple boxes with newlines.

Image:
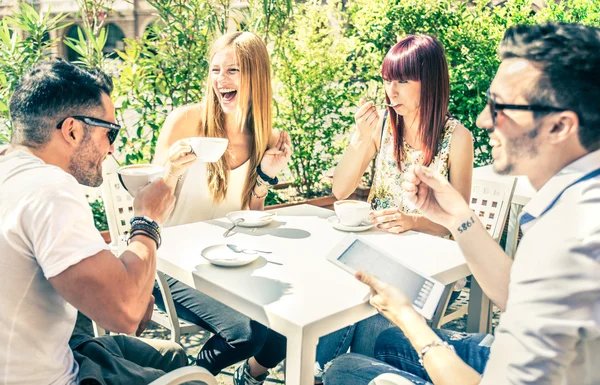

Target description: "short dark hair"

left=499, top=22, right=600, bottom=152
left=9, top=59, right=113, bottom=148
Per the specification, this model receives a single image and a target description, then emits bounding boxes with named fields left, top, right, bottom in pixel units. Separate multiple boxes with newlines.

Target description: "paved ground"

left=74, top=286, right=500, bottom=384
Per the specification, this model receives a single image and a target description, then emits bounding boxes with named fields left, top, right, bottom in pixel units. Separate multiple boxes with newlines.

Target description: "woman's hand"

left=371, top=208, right=418, bottom=234
left=260, top=131, right=292, bottom=179
left=165, top=139, right=197, bottom=178
left=355, top=98, right=380, bottom=138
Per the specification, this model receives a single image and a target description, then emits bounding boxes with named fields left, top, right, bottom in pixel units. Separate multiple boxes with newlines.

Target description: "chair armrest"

left=148, top=366, right=217, bottom=385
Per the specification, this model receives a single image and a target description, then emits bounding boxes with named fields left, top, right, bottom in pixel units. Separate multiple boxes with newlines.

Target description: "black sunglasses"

left=486, top=89, right=571, bottom=130
left=56, top=115, right=121, bottom=145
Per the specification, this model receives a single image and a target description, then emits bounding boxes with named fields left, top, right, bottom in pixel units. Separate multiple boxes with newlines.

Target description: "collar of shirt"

left=519, top=149, right=600, bottom=230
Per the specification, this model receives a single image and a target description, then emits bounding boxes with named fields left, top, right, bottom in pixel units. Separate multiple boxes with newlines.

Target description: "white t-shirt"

left=0, top=150, right=109, bottom=385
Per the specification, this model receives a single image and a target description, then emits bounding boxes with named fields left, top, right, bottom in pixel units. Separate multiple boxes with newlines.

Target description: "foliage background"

left=1, top=0, right=600, bottom=206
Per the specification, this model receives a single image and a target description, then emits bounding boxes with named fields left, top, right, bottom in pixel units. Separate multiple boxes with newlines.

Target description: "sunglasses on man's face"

left=486, top=89, right=569, bottom=130
left=56, top=115, right=121, bottom=145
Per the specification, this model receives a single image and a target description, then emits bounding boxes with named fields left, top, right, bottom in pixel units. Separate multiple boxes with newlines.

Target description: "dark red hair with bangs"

left=381, top=34, right=450, bottom=169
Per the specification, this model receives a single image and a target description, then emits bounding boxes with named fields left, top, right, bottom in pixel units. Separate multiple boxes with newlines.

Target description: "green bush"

left=89, top=198, right=109, bottom=231
left=271, top=0, right=361, bottom=197
left=343, top=0, right=600, bottom=166
left=0, top=2, right=70, bottom=143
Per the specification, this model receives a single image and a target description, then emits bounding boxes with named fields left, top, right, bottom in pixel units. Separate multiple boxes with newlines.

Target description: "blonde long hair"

left=200, top=31, right=273, bottom=208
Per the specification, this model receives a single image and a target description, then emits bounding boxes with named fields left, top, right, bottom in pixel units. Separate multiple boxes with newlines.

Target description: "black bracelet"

left=130, top=216, right=161, bottom=232
left=256, top=164, right=279, bottom=185
left=130, top=222, right=162, bottom=248
left=128, top=229, right=160, bottom=249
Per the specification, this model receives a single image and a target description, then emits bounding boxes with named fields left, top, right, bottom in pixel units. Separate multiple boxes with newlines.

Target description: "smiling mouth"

left=219, top=88, right=237, bottom=103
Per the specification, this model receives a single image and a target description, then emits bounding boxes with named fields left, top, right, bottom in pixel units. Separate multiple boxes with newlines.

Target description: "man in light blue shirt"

left=325, top=22, right=600, bottom=385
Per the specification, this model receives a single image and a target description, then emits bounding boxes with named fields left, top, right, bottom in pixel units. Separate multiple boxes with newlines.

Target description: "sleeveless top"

left=165, top=159, right=249, bottom=227
left=368, top=114, right=459, bottom=214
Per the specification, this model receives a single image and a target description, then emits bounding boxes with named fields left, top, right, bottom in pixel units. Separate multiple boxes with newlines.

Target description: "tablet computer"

left=326, top=234, right=445, bottom=320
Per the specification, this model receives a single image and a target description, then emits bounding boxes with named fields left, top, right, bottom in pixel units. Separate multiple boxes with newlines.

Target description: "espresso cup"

left=117, top=164, right=165, bottom=197
left=334, top=200, right=371, bottom=227
left=188, top=137, right=229, bottom=163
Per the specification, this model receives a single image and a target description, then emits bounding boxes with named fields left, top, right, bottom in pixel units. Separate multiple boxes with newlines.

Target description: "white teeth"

left=219, top=88, right=236, bottom=93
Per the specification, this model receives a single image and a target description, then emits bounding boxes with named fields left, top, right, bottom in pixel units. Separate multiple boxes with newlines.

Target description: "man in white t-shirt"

left=0, top=59, right=186, bottom=384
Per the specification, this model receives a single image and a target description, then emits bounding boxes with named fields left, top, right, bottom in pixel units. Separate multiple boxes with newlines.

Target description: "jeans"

left=315, top=314, right=394, bottom=380
left=153, top=275, right=286, bottom=374
left=324, top=327, right=493, bottom=385
left=316, top=292, right=463, bottom=380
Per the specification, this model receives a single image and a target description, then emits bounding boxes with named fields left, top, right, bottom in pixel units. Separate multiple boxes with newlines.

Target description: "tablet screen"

left=337, top=239, right=435, bottom=310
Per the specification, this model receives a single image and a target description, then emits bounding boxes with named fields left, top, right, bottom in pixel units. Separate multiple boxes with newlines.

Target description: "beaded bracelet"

left=129, top=222, right=162, bottom=248
left=251, top=187, right=268, bottom=200
left=418, top=340, right=455, bottom=366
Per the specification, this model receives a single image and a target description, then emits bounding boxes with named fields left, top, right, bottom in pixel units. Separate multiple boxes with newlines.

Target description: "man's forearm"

left=119, top=235, right=158, bottom=324
left=392, top=309, right=481, bottom=385
left=449, top=212, right=512, bottom=311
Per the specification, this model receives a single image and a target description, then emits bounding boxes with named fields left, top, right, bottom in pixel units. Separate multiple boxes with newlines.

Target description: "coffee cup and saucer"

left=117, top=164, right=165, bottom=197
left=328, top=200, right=374, bottom=232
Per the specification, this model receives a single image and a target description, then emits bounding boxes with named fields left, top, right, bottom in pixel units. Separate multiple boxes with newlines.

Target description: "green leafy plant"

left=0, top=2, right=70, bottom=143
left=271, top=0, right=361, bottom=197
left=89, top=198, right=109, bottom=231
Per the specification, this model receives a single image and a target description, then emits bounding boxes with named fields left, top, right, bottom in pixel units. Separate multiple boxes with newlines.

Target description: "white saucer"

left=201, top=244, right=259, bottom=267
left=327, top=216, right=375, bottom=232
left=226, top=210, right=276, bottom=227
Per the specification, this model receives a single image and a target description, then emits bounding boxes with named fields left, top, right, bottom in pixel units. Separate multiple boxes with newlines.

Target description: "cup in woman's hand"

left=334, top=200, right=371, bottom=227
left=117, top=164, right=165, bottom=197
left=188, top=137, right=229, bottom=162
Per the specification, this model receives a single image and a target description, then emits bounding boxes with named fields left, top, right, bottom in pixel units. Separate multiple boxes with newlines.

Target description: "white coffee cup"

left=117, top=164, right=165, bottom=197
left=188, top=137, right=229, bottom=163
left=334, top=200, right=371, bottom=227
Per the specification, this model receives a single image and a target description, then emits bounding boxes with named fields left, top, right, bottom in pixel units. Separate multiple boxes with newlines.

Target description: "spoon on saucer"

left=227, top=244, right=273, bottom=254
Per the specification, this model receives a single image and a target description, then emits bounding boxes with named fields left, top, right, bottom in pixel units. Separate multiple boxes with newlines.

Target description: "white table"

left=473, top=165, right=536, bottom=257
left=157, top=204, right=470, bottom=385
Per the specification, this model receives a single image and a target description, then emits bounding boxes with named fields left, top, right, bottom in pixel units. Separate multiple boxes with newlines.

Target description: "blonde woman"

left=152, top=31, right=291, bottom=384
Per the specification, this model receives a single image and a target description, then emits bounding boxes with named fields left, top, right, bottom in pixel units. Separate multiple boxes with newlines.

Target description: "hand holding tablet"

left=326, top=234, right=445, bottom=320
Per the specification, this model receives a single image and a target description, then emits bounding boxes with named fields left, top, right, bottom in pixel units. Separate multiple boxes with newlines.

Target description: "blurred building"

left=0, top=0, right=247, bottom=60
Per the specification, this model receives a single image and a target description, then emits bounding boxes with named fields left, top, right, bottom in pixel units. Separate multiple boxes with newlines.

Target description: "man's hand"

left=135, top=295, right=155, bottom=337
left=401, top=165, right=471, bottom=228
left=134, top=178, right=176, bottom=226
left=356, top=270, right=420, bottom=326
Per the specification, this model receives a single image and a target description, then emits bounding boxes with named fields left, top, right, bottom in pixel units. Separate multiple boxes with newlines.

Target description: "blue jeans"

left=315, top=314, right=394, bottom=380
left=315, top=292, right=463, bottom=380
left=324, top=327, right=493, bottom=385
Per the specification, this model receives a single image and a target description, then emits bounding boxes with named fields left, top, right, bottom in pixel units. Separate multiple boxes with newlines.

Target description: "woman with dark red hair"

left=317, top=34, right=474, bottom=381
left=334, top=34, right=473, bottom=236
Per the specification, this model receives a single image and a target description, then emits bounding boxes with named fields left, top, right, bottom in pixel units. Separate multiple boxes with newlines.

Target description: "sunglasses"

left=56, top=115, right=121, bottom=145
left=486, top=89, right=570, bottom=131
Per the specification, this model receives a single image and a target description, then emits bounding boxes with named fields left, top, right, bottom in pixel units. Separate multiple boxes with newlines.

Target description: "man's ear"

left=547, top=111, right=579, bottom=145
left=57, top=118, right=84, bottom=147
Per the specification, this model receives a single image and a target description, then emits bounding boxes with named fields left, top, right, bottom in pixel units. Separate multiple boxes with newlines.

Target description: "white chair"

left=95, top=172, right=204, bottom=344
left=430, top=177, right=517, bottom=330
left=149, top=366, right=217, bottom=385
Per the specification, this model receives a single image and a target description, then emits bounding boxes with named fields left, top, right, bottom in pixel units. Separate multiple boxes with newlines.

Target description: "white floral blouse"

left=368, top=114, right=459, bottom=214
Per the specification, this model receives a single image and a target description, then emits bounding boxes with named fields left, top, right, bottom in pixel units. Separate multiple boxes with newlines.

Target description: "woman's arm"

left=332, top=101, right=384, bottom=200
left=153, top=105, right=201, bottom=192
left=373, top=124, right=474, bottom=237
left=250, top=130, right=292, bottom=210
